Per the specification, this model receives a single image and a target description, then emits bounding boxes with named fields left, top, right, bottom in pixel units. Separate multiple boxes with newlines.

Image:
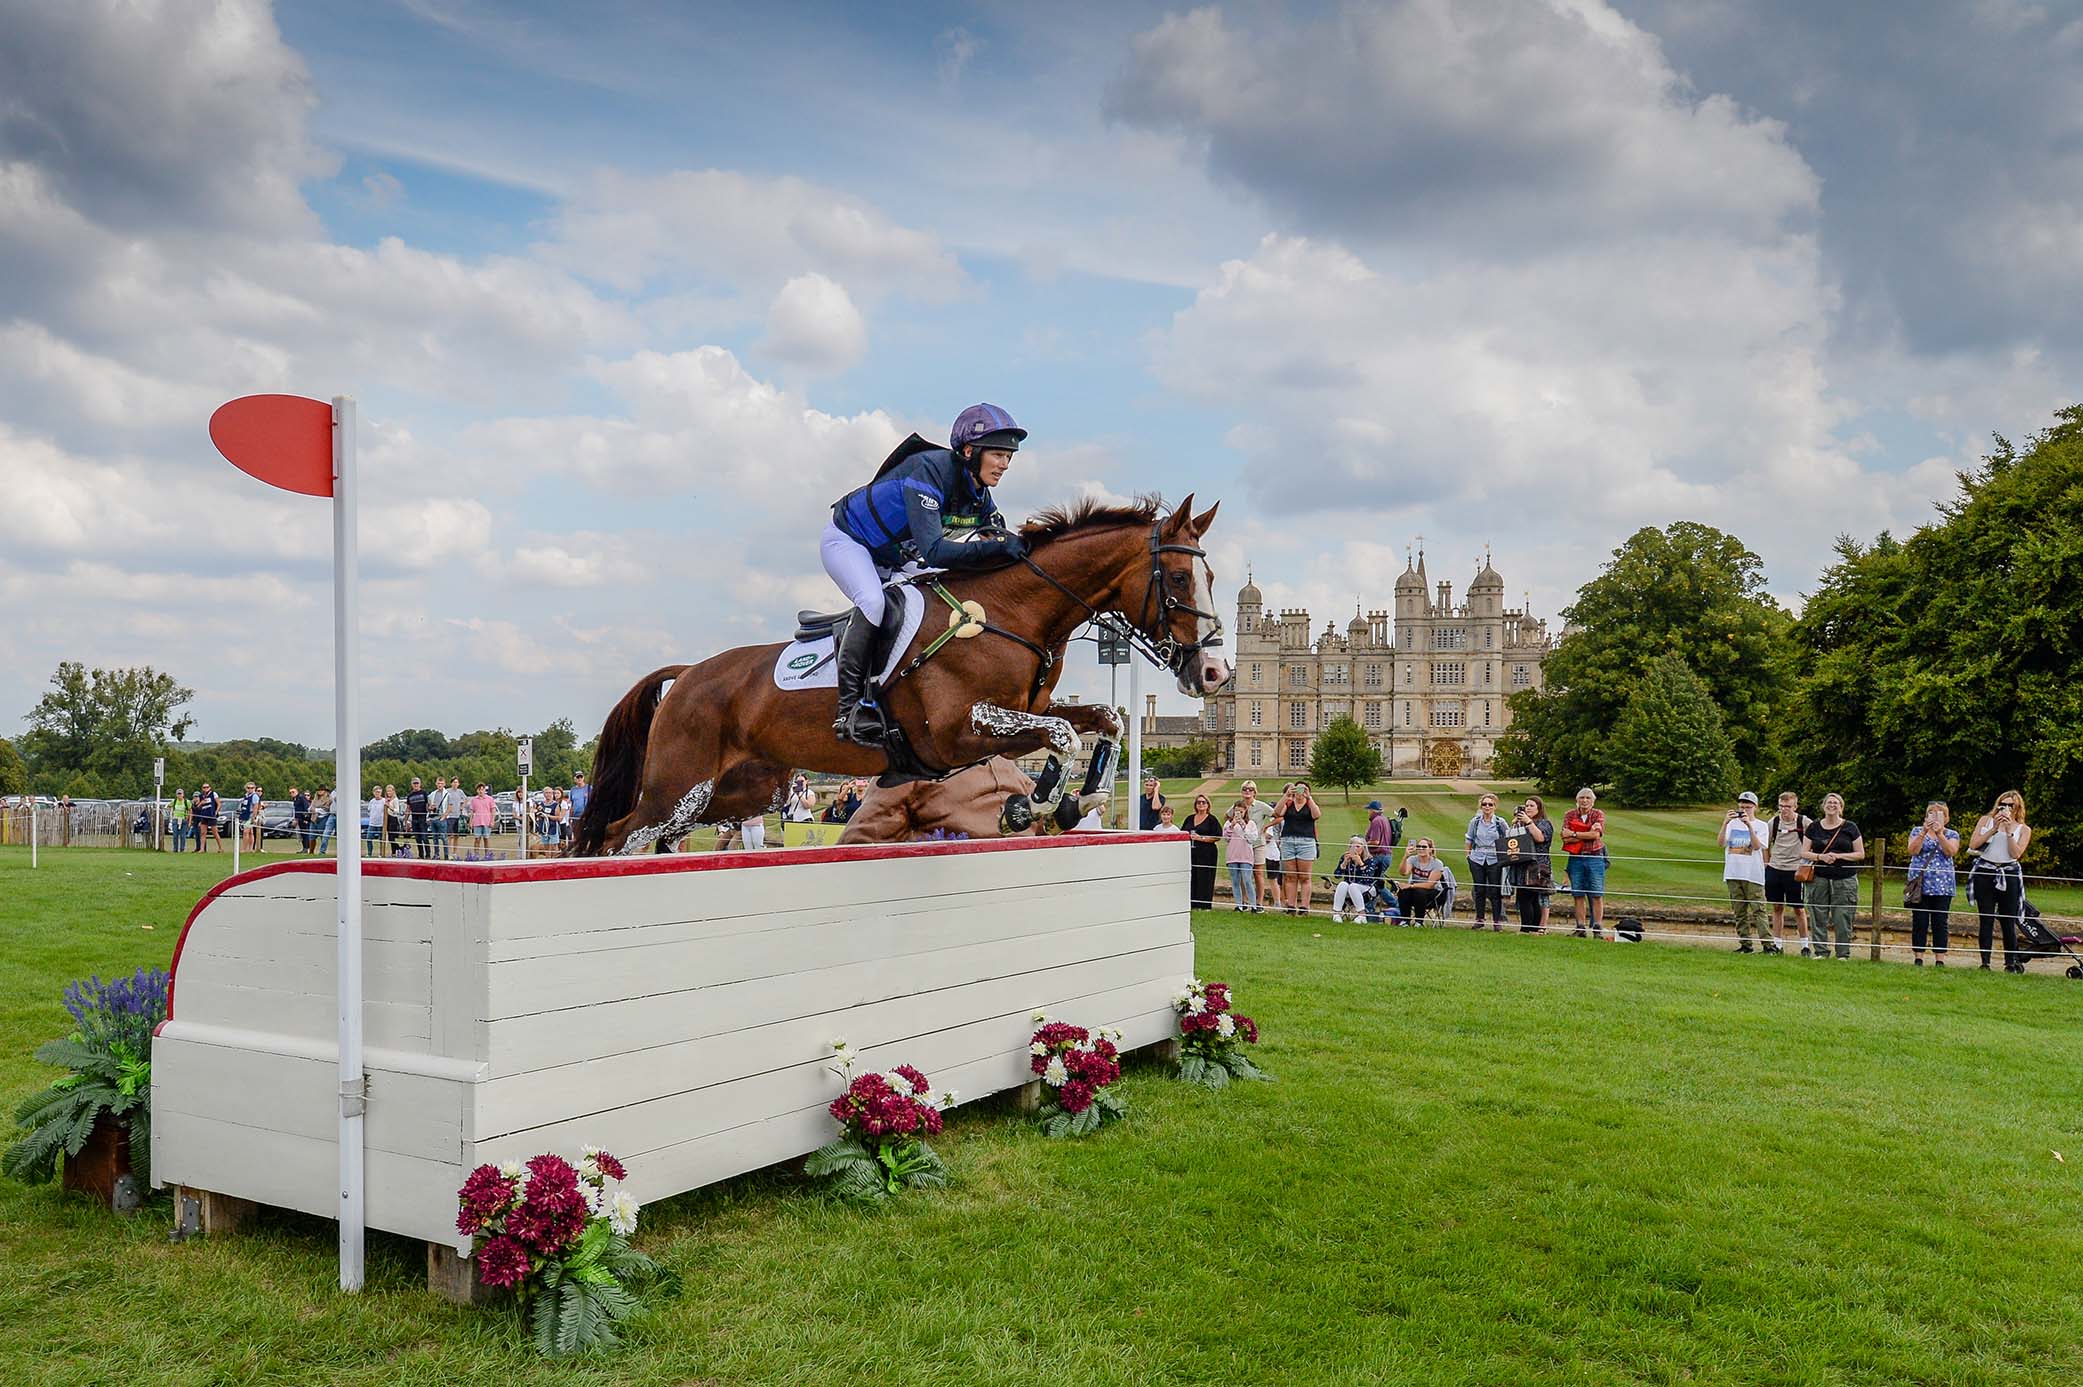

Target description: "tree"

left=1498, top=522, right=1793, bottom=792
left=1605, top=655, right=1740, bottom=806
left=20, top=662, right=195, bottom=796
left=0, top=737, right=25, bottom=796
left=1784, top=405, right=2083, bottom=870
left=1309, top=717, right=1383, bottom=803
left=1144, top=739, right=1215, bottom=778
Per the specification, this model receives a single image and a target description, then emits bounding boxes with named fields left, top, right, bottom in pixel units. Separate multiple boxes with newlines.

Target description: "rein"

left=1015, top=514, right=1225, bottom=686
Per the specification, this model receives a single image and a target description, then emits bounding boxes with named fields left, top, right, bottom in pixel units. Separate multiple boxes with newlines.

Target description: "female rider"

left=823, top=404, right=1030, bottom=744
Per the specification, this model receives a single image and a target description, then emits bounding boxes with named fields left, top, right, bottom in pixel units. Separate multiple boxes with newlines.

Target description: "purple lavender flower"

left=62, top=967, right=170, bottom=1055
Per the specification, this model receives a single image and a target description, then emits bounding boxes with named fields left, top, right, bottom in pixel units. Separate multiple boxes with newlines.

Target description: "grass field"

left=5, top=847, right=2083, bottom=1384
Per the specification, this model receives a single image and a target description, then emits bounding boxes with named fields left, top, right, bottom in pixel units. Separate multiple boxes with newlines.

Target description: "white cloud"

left=755, top=273, right=868, bottom=375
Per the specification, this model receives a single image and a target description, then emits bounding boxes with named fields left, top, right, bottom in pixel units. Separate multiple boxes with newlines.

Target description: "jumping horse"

left=573, top=495, right=1231, bottom=855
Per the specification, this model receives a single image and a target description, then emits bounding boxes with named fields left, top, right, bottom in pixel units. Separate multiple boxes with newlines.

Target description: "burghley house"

left=1200, top=551, right=1553, bottom=777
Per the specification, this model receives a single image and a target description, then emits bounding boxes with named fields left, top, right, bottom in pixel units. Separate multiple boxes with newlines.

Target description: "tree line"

left=1491, top=404, right=2081, bottom=870
left=4, top=665, right=594, bottom=803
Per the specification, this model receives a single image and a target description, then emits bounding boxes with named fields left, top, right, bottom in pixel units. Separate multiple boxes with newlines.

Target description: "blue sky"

left=4, top=0, right=2079, bottom=747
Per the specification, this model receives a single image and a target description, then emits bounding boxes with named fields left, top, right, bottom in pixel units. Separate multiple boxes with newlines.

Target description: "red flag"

left=209, top=394, right=334, bottom=497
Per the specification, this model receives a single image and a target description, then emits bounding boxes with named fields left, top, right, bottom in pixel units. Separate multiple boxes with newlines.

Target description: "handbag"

left=1902, top=871, right=1924, bottom=907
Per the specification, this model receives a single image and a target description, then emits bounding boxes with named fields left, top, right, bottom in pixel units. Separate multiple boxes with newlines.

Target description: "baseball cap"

left=1736, top=790, right=1759, bottom=805
left=1366, top=800, right=1383, bottom=810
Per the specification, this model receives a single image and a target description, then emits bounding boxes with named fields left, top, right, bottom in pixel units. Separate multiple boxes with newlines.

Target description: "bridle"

left=1014, top=512, right=1226, bottom=690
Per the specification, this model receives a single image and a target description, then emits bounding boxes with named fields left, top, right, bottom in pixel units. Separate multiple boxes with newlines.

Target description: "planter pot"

left=63, top=1112, right=140, bottom=1213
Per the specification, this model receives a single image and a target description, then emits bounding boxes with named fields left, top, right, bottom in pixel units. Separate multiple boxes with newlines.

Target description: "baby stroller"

left=2014, top=902, right=2083, bottom=979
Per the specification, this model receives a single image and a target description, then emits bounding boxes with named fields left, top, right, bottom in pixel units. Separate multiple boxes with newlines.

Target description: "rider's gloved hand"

left=997, top=532, right=1028, bottom=562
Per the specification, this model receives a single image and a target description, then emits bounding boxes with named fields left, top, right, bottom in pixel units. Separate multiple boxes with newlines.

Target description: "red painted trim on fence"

left=161, top=832, right=1178, bottom=1023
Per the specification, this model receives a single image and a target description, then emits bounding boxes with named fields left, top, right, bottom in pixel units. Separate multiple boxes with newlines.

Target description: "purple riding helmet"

left=951, top=403, right=1026, bottom=456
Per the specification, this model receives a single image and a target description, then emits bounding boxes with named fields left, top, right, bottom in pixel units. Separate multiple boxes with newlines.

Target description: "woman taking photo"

left=1969, top=790, right=2031, bottom=972
left=1182, top=793, right=1223, bottom=910
left=1398, top=837, right=1447, bottom=921
left=1905, top=800, right=1959, bottom=967
left=1504, top=795, right=1553, bottom=934
left=1276, top=783, right=1322, bottom=916
left=1221, top=803, right=1262, bottom=913
left=1800, top=793, right=1864, bottom=960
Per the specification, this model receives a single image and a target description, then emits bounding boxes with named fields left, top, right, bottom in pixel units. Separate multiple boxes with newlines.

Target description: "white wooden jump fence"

left=150, top=832, right=1191, bottom=1292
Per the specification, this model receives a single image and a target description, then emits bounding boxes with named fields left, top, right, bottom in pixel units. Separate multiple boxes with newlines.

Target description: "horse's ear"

left=1191, top=500, right=1219, bottom=535
left=1165, top=493, right=1196, bottom=536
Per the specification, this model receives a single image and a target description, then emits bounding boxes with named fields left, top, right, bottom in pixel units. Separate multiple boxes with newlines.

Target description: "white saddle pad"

left=772, top=585, right=930, bottom=692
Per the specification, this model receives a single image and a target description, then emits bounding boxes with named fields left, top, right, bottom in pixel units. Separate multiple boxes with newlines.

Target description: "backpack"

left=1767, top=814, right=1811, bottom=845
left=1388, top=816, right=1403, bottom=847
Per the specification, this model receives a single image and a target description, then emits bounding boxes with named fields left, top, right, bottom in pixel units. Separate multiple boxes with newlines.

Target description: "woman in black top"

left=1504, top=795, right=1554, bottom=933
left=1182, top=794, right=1222, bottom=910
left=1277, top=783, right=1322, bottom=916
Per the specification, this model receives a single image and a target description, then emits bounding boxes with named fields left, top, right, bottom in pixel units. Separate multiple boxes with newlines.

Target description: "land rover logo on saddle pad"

left=788, top=652, right=820, bottom=671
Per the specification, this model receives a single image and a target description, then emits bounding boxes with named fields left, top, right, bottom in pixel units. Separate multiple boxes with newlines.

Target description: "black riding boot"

left=831, top=613, right=888, bottom=745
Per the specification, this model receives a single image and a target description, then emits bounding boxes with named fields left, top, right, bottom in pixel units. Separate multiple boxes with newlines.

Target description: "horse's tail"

left=573, top=664, right=686, bottom=856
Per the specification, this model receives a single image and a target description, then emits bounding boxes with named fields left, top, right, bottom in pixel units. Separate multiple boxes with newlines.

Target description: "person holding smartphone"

left=1720, top=792, right=1779, bottom=953
left=1277, top=782, right=1322, bottom=916
left=1504, top=795, right=1553, bottom=932
left=1969, top=790, right=2032, bottom=972
left=1906, top=800, right=1960, bottom=966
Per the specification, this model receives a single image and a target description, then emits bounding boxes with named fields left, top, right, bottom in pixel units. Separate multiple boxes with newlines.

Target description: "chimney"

left=1145, top=694, right=1158, bottom=730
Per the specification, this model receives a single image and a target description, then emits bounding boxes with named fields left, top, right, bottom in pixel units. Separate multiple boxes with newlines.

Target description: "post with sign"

left=517, top=737, right=533, bottom=861
left=209, top=392, right=365, bottom=1291
left=153, top=757, right=165, bottom=851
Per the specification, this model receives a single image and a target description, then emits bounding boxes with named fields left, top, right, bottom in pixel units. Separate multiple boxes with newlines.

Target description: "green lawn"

left=5, top=848, right=2083, bottom=1384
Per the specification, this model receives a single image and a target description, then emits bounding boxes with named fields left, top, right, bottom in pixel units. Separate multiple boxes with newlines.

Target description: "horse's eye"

left=1169, top=570, right=1189, bottom=588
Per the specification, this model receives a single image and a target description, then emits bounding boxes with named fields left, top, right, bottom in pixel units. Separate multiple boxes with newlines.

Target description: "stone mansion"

left=1198, top=552, right=1552, bottom=778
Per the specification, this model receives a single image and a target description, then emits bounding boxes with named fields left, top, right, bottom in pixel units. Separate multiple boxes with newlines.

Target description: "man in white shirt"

left=1720, top=791, right=1780, bottom=954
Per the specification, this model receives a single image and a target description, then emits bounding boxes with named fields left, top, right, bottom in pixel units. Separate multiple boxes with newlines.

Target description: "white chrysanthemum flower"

left=513, top=1169, right=531, bottom=1200
left=1029, top=1041, right=1047, bottom=1056
left=1187, top=996, right=1206, bottom=1015
left=498, top=1159, right=523, bottom=1180
left=1031, top=1009, right=1049, bottom=1025
left=580, top=1143, right=601, bottom=1159
left=580, top=1181, right=604, bottom=1215
left=578, top=1155, right=600, bottom=1181
left=1216, top=1013, right=1236, bottom=1038
left=883, top=1070, right=912, bottom=1095
left=1043, top=1056, right=1069, bottom=1087
left=606, top=1189, right=640, bottom=1237
left=1172, top=990, right=1191, bottom=1007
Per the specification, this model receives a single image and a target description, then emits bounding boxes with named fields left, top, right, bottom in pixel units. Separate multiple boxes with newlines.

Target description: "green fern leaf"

left=531, top=1290, right=560, bottom=1357
left=555, top=1280, right=586, bottom=1355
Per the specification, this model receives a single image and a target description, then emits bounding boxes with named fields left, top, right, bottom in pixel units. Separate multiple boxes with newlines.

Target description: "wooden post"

left=1868, top=839, right=1884, bottom=961
left=1014, top=1079, right=1044, bottom=1114
left=172, top=1186, right=255, bottom=1240
left=428, top=1243, right=497, bottom=1306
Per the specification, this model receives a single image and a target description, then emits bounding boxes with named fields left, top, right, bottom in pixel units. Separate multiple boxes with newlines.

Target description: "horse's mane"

left=1020, top=494, right=1163, bottom=544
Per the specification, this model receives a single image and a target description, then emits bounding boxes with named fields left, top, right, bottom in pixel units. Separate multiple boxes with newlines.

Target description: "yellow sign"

left=782, top=820, right=845, bottom=848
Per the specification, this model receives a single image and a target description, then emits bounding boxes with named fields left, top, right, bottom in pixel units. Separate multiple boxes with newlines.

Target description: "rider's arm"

left=903, top=481, right=1023, bottom=569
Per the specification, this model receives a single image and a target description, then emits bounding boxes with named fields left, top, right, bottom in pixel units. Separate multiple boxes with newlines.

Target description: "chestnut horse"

left=574, top=495, right=1229, bottom=855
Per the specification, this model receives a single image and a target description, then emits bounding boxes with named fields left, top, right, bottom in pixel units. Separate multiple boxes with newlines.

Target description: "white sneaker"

left=1331, top=913, right=1344, bottom=924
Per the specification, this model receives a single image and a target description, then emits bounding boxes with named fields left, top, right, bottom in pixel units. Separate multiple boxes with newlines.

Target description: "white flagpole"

left=1127, top=653, right=1143, bottom=830
left=332, top=395, right=366, bottom=1292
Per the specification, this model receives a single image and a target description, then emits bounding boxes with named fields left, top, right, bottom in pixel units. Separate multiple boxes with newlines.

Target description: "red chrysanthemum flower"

left=1235, top=1014, right=1259, bottom=1044
left=1060, top=1080, right=1094, bottom=1114
left=525, top=1153, right=579, bottom=1198
left=474, top=1234, right=532, bottom=1290
left=592, top=1150, right=627, bottom=1182
left=894, top=1064, right=930, bottom=1094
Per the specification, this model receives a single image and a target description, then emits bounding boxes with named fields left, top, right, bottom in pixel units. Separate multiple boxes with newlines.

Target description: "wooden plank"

left=485, top=840, right=1183, bottom=940
left=171, top=949, right=432, bottom=1010
left=486, top=876, right=1182, bottom=1015
left=152, top=1110, right=464, bottom=1247
left=153, top=1036, right=465, bottom=1163
left=472, top=969, right=1183, bottom=1136
left=168, top=978, right=430, bottom=1048
left=197, top=892, right=437, bottom=945
left=481, top=919, right=1191, bottom=1074
left=482, top=867, right=1179, bottom=964
left=432, top=878, right=488, bottom=1064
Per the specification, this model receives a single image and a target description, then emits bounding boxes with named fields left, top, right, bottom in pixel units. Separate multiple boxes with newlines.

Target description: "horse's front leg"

left=963, top=701, right=1084, bottom=763
left=1046, top=701, right=1123, bottom=741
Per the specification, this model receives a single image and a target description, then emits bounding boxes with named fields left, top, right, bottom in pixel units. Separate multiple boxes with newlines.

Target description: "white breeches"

left=821, top=523, right=887, bottom=626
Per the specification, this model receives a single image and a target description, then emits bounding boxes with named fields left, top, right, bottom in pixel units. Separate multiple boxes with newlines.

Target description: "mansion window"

left=1204, top=706, right=1219, bottom=730
left=1482, top=701, right=1492, bottom=725
left=1402, top=701, right=1412, bottom=726
left=1433, top=663, right=1466, bottom=686
left=1434, top=627, right=1469, bottom=651
left=1483, top=663, right=1493, bottom=686
left=1403, top=665, right=1414, bottom=687
left=1288, top=665, right=1309, bottom=688
left=1364, top=702, right=1382, bottom=729
left=1249, top=700, right=1263, bottom=727
left=1363, top=663, right=1383, bottom=688
left=1248, top=662, right=1263, bottom=686
left=1324, top=701, right=1349, bottom=722
left=1325, top=665, right=1349, bottom=686
left=1289, top=703, right=1309, bottom=729
left=1432, top=703, right=1465, bottom=728
left=1249, top=742, right=1263, bottom=767
left=1484, top=628, right=1494, bottom=649
left=1287, top=742, right=1307, bottom=769
left=1512, top=664, right=1531, bottom=687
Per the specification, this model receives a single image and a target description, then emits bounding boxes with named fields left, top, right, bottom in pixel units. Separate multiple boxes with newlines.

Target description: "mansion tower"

left=1200, top=552, right=1552, bottom=778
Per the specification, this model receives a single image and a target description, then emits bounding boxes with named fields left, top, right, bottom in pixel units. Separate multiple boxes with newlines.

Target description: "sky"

left=3, top=0, right=2079, bottom=748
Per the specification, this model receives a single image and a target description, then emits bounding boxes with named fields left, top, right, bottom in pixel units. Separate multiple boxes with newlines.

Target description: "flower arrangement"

left=1173, top=979, right=1270, bottom=1088
left=805, top=1040, right=954, bottom=1201
left=5, top=968, right=168, bottom=1189
left=455, top=1145, right=662, bottom=1357
left=1026, top=1012, right=1127, bottom=1138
